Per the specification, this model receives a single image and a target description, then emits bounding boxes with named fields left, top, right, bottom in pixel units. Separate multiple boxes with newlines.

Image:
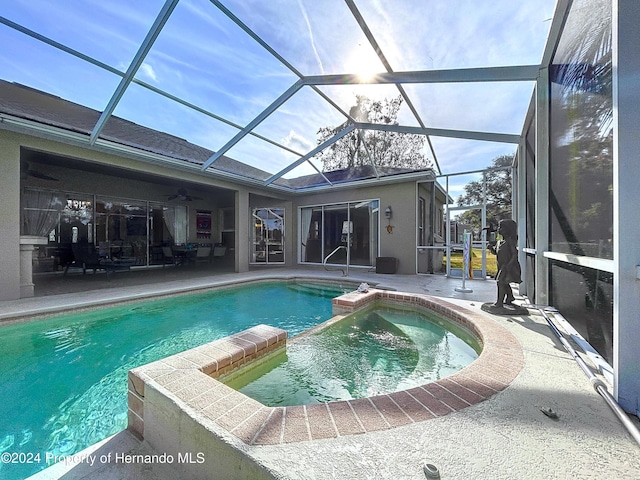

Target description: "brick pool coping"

left=128, top=289, right=523, bottom=446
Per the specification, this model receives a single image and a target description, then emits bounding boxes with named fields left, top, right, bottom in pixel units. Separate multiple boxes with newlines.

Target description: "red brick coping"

left=128, top=290, right=523, bottom=445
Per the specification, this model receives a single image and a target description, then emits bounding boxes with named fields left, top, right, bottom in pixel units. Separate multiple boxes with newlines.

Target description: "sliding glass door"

left=22, top=187, right=189, bottom=270
left=300, top=200, right=379, bottom=267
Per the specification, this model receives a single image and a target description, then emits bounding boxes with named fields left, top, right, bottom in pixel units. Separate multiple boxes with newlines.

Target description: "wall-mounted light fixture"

left=385, top=206, right=393, bottom=233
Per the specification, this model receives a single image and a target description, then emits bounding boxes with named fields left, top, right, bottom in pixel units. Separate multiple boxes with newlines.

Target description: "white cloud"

left=282, top=130, right=315, bottom=153
left=296, top=0, right=325, bottom=74
left=138, top=63, right=158, bottom=83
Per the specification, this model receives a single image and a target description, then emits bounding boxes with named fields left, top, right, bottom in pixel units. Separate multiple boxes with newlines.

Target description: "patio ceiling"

left=0, top=0, right=557, bottom=189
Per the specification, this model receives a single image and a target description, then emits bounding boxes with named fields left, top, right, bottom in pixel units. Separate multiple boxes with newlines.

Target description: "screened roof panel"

left=143, top=0, right=299, bottom=126
left=1, top=1, right=164, bottom=68
left=222, top=132, right=302, bottom=176
left=251, top=86, right=348, bottom=153
left=354, top=0, right=556, bottom=71
left=0, top=26, right=122, bottom=112
left=316, top=83, right=420, bottom=125
left=429, top=137, right=516, bottom=175
left=401, top=82, right=536, bottom=133
left=0, top=0, right=558, bottom=189
left=111, top=81, right=242, bottom=152
left=218, top=0, right=385, bottom=76
left=300, top=156, right=327, bottom=177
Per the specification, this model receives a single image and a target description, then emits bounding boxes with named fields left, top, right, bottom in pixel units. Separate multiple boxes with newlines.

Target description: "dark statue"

left=481, top=219, right=529, bottom=315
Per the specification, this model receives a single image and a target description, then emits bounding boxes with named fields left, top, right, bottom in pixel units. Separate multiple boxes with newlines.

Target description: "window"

left=22, top=188, right=189, bottom=268
left=252, top=208, right=284, bottom=264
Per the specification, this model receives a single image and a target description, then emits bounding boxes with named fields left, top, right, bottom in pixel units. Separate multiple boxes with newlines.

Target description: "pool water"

left=0, top=282, right=346, bottom=480
left=228, top=306, right=480, bottom=406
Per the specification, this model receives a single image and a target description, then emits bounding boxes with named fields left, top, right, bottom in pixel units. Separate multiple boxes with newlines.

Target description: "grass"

left=444, top=248, right=497, bottom=277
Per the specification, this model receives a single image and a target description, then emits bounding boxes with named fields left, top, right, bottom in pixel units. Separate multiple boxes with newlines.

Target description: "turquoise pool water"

left=0, top=282, right=345, bottom=480
left=228, top=306, right=480, bottom=406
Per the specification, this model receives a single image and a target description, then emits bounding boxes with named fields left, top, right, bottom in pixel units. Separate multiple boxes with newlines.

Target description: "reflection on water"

left=233, top=307, right=479, bottom=406
left=0, top=282, right=341, bottom=480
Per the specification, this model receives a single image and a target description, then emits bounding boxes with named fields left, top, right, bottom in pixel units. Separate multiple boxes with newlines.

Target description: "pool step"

left=287, top=283, right=351, bottom=298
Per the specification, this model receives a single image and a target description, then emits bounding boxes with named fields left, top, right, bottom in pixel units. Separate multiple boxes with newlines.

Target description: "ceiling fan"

left=21, top=162, right=59, bottom=181
left=165, top=188, right=202, bottom=202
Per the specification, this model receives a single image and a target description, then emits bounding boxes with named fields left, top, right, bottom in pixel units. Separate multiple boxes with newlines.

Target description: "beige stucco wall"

left=0, top=133, right=22, bottom=300
left=292, top=180, right=425, bottom=275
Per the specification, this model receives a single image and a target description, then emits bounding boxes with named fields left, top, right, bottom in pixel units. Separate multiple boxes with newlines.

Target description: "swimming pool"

left=0, top=281, right=347, bottom=480
left=123, top=288, right=525, bottom=479
left=226, top=306, right=480, bottom=406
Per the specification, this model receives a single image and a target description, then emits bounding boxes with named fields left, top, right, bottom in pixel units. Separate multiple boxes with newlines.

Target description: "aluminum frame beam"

left=354, top=122, right=520, bottom=144
left=540, top=0, right=572, bottom=68
left=612, top=0, right=640, bottom=416
left=344, top=0, right=441, bottom=174
left=302, top=65, right=540, bottom=86
left=89, top=0, right=179, bottom=145
left=264, top=123, right=356, bottom=185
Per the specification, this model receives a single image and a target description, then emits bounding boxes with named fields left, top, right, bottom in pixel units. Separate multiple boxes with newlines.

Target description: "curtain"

left=174, top=206, right=187, bottom=244
left=162, top=205, right=187, bottom=245
left=300, top=207, right=312, bottom=262
left=22, top=189, right=64, bottom=237
left=161, top=207, right=176, bottom=244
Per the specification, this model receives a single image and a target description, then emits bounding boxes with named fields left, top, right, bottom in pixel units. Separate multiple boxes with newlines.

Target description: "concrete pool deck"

left=5, top=268, right=639, bottom=479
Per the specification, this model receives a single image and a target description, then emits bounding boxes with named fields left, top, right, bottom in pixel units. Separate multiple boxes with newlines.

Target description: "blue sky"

left=0, top=0, right=556, bottom=196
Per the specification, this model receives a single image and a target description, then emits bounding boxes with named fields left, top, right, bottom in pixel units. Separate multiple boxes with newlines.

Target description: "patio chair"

left=195, top=245, right=211, bottom=263
left=66, top=244, right=104, bottom=275
left=162, top=246, right=180, bottom=266
left=213, top=244, right=227, bottom=260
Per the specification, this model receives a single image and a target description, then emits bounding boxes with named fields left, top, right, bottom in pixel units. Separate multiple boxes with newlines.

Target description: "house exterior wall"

left=292, top=179, right=429, bottom=275
left=0, top=133, right=22, bottom=300
left=0, top=123, right=438, bottom=298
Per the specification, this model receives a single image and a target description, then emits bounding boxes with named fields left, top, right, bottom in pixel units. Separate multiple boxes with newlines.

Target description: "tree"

left=456, top=154, right=513, bottom=229
left=316, top=95, right=431, bottom=171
